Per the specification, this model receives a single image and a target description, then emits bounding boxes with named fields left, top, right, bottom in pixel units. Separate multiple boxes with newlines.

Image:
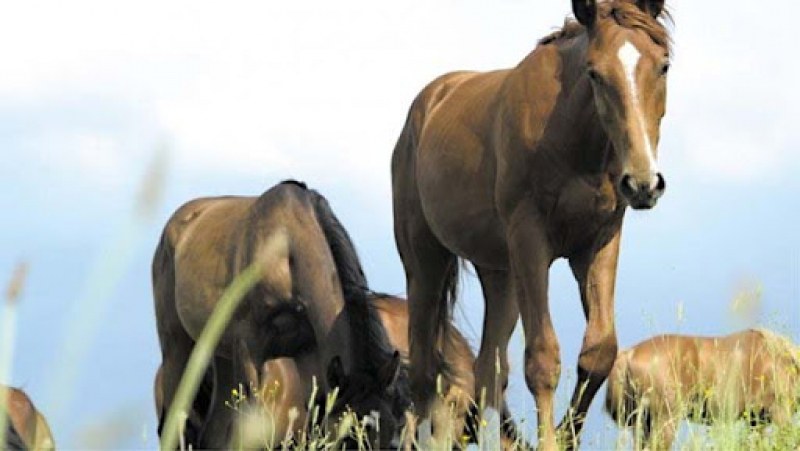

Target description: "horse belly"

left=427, top=203, right=508, bottom=269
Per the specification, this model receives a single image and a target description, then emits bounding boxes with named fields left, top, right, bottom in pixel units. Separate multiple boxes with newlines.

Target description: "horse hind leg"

left=395, top=218, right=459, bottom=434
left=408, top=248, right=458, bottom=414
left=154, top=248, right=201, bottom=447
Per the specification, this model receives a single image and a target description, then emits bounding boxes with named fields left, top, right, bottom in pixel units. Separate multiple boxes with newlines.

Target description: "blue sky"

left=1, top=1, right=798, bottom=448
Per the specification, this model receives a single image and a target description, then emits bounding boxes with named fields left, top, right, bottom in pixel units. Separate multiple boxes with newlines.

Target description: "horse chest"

left=545, top=177, right=622, bottom=256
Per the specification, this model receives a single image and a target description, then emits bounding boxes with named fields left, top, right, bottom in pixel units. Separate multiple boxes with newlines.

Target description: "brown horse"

left=1, top=385, right=55, bottom=450
left=374, top=295, right=475, bottom=438
left=391, top=0, right=672, bottom=447
left=155, top=294, right=499, bottom=447
left=153, top=181, right=408, bottom=448
left=606, top=329, right=800, bottom=450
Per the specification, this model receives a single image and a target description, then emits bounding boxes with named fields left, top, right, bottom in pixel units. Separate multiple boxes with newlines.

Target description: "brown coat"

left=2, top=386, right=55, bottom=450
left=606, top=329, right=800, bottom=449
left=391, top=0, right=671, bottom=447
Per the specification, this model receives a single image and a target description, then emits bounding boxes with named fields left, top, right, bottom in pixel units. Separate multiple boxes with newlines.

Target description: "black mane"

left=305, top=187, right=397, bottom=375
left=279, top=179, right=308, bottom=190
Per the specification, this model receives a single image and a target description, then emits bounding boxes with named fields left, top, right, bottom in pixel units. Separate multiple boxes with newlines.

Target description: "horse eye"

left=660, top=62, right=670, bottom=76
left=587, top=68, right=600, bottom=81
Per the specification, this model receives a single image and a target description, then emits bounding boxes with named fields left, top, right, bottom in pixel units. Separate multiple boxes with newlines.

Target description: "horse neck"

left=288, top=230, right=357, bottom=376
left=511, top=35, right=619, bottom=179
left=307, top=191, right=397, bottom=377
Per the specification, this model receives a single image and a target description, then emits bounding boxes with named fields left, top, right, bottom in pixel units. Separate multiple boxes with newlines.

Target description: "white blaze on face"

left=617, top=40, right=658, bottom=180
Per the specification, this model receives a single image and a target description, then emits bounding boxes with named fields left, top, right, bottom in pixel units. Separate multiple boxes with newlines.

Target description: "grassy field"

left=157, top=259, right=800, bottom=450
left=2, top=159, right=798, bottom=450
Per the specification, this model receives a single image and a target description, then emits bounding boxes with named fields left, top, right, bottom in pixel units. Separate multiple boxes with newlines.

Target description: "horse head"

left=574, top=0, right=671, bottom=209
left=326, top=351, right=411, bottom=448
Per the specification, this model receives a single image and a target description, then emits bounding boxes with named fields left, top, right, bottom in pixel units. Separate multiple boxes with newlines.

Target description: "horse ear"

left=572, top=0, right=597, bottom=29
left=379, top=351, right=402, bottom=389
left=636, top=0, right=664, bottom=18
left=327, top=356, right=346, bottom=389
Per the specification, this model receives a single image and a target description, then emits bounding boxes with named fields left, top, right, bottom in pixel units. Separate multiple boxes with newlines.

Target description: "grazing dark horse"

left=391, top=0, right=672, bottom=447
left=1, top=385, right=55, bottom=450
left=155, top=294, right=498, bottom=447
left=153, top=181, right=408, bottom=448
left=606, top=329, right=800, bottom=450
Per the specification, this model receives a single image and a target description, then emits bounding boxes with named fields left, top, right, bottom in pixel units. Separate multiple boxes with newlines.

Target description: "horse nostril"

left=653, top=173, right=666, bottom=193
left=620, top=174, right=637, bottom=196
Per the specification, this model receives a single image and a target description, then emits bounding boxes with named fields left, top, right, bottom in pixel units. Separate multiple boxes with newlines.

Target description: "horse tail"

left=605, top=349, right=636, bottom=426
left=434, top=256, right=461, bottom=387
left=438, top=315, right=472, bottom=398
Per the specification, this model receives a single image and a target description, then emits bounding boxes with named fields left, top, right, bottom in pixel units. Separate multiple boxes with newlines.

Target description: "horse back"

left=371, top=296, right=410, bottom=356
left=155, top=183, right=319, bottom=343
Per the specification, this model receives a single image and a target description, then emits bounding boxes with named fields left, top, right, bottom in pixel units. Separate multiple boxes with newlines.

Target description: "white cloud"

left=666, top=1, right=799, bottom=182
left=1, top=0, right=797, bottom=196
left=22, top=129, right=127, bottom=188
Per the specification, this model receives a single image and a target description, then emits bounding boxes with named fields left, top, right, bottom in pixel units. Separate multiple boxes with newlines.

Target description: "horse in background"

left=1, top=385, right=55, bottom=450
left=153, top=181, right=409, bottom=448
left=391, top=0, right=672, bottom=447
left=606, top=329, right=800, bottom=450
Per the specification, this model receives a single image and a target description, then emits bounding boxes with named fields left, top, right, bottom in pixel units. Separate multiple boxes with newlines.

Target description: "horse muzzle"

left=619, top=172, right=666, bottom=210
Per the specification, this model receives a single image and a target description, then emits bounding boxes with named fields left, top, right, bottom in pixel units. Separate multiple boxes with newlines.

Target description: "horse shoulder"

left=497, top=43, right=563, bottom=155
left=492, top=44, right=566, bottom=221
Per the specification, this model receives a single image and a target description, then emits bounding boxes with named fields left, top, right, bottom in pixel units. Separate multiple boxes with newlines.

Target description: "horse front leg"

left=559, top=228, right=622, bottom=449
left=507, top=214, right=559, bottom=451
left=474, top=268, right=518, bottom=411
